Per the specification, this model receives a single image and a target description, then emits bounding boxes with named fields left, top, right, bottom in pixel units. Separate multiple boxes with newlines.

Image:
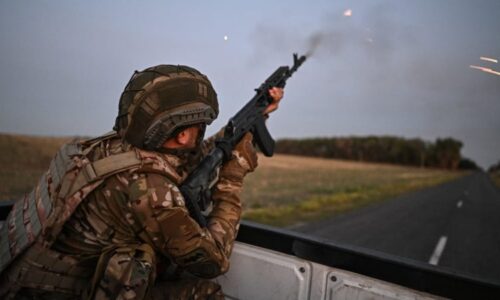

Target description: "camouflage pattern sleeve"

left=126, top=173, right=234, bottom=278
left=206, top=176, right=243, bottom=259
left=207, top=132, right=257, bottom=259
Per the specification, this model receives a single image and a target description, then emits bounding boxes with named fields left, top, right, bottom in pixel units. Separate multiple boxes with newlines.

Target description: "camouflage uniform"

left=0, top=130, right=256, bottom=300
left=0, top=65, right=258, bottom=299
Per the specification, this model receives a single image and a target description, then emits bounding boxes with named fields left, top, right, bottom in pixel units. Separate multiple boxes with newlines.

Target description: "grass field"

left=0, top=133, right=465, bottom=228
left=0, top=133, right=71, bottom=201
left=242, top=154, right=464, bottom=226
left=490, top=171, right=500, bottom=188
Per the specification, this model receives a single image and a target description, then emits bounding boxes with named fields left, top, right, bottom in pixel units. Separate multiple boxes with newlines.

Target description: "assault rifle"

left=180, top=53, right=306, bottom=227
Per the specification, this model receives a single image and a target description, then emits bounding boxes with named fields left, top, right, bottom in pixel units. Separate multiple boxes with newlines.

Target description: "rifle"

left=180, top=53, right=307, bottom=227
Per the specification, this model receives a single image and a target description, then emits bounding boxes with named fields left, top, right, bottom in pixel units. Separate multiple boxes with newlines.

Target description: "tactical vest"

left=0, top=131, right=182, bottom=275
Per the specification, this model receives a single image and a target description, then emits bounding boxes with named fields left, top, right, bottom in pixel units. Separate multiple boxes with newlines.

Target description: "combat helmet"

left=114, top=65, right=219, bottom=151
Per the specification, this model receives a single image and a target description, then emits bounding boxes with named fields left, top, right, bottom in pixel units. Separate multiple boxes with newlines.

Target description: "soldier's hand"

left=263, top=87, right=284, bottom=115
left=219, top=133, right=258, bottom=182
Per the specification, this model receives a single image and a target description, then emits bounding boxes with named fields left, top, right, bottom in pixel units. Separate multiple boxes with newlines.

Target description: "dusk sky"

left=0, top=1, right=499, bottom=168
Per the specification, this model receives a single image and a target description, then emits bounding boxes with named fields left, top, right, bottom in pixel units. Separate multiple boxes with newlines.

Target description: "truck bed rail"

left=236, top=220, right=500, bottom=299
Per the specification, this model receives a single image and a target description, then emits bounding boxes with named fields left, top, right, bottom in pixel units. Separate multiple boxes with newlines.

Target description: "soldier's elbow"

left=188, top=260, right=229, bottom=279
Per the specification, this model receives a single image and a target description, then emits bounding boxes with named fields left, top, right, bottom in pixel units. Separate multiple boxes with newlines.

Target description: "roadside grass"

left=0, top=133, right=70, bottom=201
left=0, top=133, right=465, bottom=228
left=242, top=154, right=464, bottom=227
left=490, top=171, right=500, bottom=188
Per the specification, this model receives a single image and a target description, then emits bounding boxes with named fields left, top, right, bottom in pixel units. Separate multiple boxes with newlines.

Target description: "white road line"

left=457, top=200, right=463, bottom=208
left=429, top=236, right=448, bottom=265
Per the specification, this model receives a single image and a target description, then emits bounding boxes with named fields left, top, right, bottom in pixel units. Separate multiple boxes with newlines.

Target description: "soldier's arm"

left=206, top=132, right=257, bottom=256
left=128, top=134, right=256, bottom=278
left=127, top=173, right=235, bottom=278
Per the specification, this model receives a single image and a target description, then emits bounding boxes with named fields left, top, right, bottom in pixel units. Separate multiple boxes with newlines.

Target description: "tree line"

left=275, top=136, right=479, bottom=170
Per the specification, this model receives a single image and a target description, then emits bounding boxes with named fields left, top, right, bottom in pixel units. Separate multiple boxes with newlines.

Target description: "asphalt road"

left=294, top=172, right=500, bottom=283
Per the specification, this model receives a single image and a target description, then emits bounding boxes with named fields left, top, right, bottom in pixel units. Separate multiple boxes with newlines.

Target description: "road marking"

left=429, top=236, right=448, bottom=265
left=457, top=201, right=463, bottom=208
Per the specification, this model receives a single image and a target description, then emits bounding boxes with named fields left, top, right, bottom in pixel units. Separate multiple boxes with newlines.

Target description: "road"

left=294, top=172, right=500, bottom=283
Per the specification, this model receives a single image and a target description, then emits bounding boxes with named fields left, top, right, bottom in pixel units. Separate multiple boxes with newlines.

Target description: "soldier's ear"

left=176, top=129, right=190, bottom=145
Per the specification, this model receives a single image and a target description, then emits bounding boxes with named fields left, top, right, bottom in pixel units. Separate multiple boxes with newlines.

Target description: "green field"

left=242, top=154, right=464, bottom=226
left=0, top=133, right=465, bottom=228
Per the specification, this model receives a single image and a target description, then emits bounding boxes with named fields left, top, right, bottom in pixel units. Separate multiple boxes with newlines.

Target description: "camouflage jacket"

left=54, top=134, right=243, bottom=277
left=0, top=132, right=248, bottom=298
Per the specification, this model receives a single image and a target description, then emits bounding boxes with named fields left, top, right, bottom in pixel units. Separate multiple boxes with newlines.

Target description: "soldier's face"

left=181, top=125, right=202, bottom=149
left=162, top=123, right=206, bottom=151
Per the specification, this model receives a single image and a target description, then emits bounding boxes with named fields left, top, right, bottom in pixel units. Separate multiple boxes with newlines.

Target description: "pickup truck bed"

left=1, top=202, right=498, bottom=299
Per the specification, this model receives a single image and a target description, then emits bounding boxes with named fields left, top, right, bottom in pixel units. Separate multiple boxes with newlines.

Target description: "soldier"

left=0, top=65, right=283, bottom=299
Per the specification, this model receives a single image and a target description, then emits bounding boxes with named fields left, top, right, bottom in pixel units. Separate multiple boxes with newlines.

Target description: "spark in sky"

left=470, top=65, right=500, bottom=76
left=343, top=9, right=352, bottom=17
left=224, top=35, right=228, bottom=41
left=480, top=56, right=498, bottom=63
